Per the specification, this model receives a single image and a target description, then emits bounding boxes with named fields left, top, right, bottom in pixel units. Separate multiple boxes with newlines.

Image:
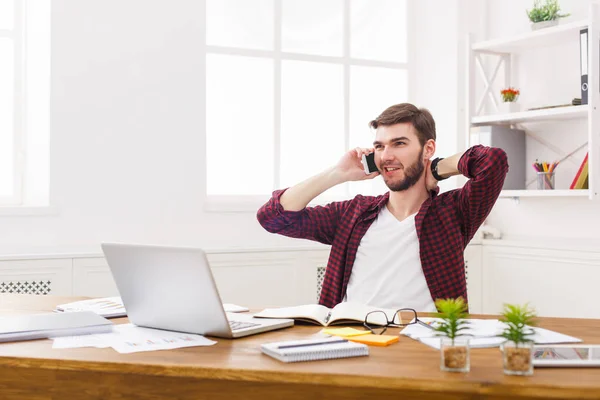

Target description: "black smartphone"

left=361, top=152, right=378, bottom=174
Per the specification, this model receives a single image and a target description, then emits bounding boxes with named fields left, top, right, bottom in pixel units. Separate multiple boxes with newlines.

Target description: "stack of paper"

left=56, top=297, right=126, bottom=318
left=55, top=297, right=250, bottom=318
left=401, top=317, right=582, bottom=350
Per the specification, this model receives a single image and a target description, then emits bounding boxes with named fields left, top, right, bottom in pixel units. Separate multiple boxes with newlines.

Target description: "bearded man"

left=257, top=103, right=508, bottom=311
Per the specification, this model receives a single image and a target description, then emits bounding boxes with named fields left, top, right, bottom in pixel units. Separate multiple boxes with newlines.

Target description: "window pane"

left=25, top=0, right=51, bottom=203
left=281, top=0, right=343, bottom=57
left=206, top=54, right=273, bottom=195
left=350, top=0, right=407, bottom=63
left=348, top=66, right=408, bottom=196
left=280, top=61, right=344, bottom=196
left=0, top=0, right=13, bottom=30
left=206, top=0, right=274, bottom=51
left=0, top=38, right=14, bottom=196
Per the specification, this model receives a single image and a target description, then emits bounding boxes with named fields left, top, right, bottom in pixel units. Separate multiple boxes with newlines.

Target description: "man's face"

left=373, top=123, right=425, bottom=192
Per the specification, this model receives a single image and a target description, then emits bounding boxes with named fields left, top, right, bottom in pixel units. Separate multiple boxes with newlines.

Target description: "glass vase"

left=502, top=341, right=534, bottom=376
left=440, top=337, right=470, bottom=372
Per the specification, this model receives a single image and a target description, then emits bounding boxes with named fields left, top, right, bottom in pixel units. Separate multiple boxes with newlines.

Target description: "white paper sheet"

left=52, top=324, right=217, bottom=353
left=52, top=333, right=113, bottom=349
left=400, top=317, right=582, bottom=350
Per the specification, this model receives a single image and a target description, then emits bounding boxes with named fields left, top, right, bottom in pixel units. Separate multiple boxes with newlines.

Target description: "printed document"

left=400, top=317, right=582, bottom=349
left=52, top=323, right=217, bottom=353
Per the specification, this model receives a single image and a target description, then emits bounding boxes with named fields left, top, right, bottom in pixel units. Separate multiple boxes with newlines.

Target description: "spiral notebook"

left=261, top=337, right=369, bottom=363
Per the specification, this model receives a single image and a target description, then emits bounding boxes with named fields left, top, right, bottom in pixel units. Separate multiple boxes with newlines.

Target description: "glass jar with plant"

left=527, top=0, right=570, bottom=30
left=433, top=297, right=470, bottom=373
left=499, top=303, right=538, bottom=376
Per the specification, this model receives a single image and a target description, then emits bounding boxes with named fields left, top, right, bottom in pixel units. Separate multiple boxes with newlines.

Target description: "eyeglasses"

left=363, top=308, right=432, bottom=335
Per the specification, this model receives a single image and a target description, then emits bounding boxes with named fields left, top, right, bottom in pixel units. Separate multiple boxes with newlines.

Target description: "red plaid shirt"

left=257, top=145, right=508, bottom=309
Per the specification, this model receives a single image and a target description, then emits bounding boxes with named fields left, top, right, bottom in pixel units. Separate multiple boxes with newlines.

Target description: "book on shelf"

left=254, top=302, right=398, bottom=327
left=570, top=153, right=589, bottom=190
left=261, top=337, right=369, bottom=363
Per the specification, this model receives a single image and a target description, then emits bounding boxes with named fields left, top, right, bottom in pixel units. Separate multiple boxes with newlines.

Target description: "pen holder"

left=440, top=337, right=470, bottom=373
left=536, top=172, right=555, bottom=190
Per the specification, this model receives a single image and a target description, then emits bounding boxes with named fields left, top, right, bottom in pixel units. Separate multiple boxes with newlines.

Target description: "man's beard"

left=383, top=148, right=425, bottom=192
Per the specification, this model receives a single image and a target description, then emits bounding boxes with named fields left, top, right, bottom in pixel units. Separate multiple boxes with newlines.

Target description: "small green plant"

left=433, top=297, right=469, bottom=345
left=499, top=303, right=537, bottom=346
left=527, top=0, right=570, bottom=23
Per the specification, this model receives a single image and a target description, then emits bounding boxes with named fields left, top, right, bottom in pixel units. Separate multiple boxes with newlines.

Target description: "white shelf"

left=471, top=105, right=588, bottom=125
left=472, top=19, right=589, bottom=53
left=499, top=189, right=589, bottom=198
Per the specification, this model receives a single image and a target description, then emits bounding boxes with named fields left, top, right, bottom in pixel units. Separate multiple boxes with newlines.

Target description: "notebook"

left=0, top=311, right=113, bottom=343
left=255, top=302, right=397, bottom=326
left=261, top=337, right=369, bottom=363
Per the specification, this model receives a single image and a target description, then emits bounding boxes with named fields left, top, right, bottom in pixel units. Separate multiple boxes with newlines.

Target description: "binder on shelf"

left=580, top=28, right=589, bottom=105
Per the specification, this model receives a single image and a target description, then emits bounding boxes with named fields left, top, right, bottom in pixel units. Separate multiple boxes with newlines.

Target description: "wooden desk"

left=1, top=295, right=600, bottom=400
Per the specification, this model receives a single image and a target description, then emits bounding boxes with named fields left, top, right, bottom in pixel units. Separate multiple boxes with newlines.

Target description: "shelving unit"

left=471, top=20, right=589, bottom=53
left=500, top=189, right=589, bottom=198
left=471, top=105, right=588, bottom=126
left=466, top=6, right=600, bottom=200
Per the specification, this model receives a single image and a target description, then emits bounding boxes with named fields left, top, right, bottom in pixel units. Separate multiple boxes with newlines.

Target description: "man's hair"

left=369, top=103, right=436, bottom=146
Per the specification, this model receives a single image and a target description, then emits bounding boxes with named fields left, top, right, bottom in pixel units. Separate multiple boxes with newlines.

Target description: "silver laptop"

left=101, top=243, right=293, bottom=338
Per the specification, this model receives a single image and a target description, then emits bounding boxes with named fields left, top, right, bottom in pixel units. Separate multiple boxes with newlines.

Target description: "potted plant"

left=433, top=297, right=470, bottom=372
left=499, top=87, right=520, bottom=113
left=527, top=0, right=570, bottom=30
left=499, top=303, right=538, bottom=376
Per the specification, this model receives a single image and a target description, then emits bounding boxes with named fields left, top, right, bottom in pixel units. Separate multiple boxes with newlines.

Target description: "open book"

left=254, top=302, right=399, bottom=327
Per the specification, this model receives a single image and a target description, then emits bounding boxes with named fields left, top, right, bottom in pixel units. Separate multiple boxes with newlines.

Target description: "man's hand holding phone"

left=334, top=147, right=380, bottom=183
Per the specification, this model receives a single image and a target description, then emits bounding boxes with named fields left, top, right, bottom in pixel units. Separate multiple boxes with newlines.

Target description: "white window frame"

left=204, top=0, right=414, bottom=212
left=0, top=0, right=25, bottom=206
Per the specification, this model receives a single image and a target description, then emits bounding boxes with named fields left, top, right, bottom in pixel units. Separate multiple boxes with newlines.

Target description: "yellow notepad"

left=348, top=334, right=399, bottom=347
left=322, top=327, right=372, bottom=337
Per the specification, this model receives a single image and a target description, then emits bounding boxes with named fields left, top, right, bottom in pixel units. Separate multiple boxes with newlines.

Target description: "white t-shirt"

left=344, top=204, right=436, bottom=312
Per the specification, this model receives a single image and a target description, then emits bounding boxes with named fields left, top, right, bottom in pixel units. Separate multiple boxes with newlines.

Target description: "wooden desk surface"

left=1, top=295, right=600, bottom=400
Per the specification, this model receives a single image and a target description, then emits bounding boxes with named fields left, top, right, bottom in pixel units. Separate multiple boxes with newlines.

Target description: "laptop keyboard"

left=229, top=320, right=261, bottom=331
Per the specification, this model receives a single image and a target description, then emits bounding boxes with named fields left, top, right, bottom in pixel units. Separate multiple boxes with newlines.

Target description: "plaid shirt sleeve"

left=456, top=145, right=509, bottom=243
left=256, top=189, right=352, bottom=245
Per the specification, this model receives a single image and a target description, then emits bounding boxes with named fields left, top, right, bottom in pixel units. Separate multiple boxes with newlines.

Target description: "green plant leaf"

left=526, top=0, right=570, bottom=22
left=433, top=297, right=469, bottom=339
left=498, top=303, right=538, bottom=344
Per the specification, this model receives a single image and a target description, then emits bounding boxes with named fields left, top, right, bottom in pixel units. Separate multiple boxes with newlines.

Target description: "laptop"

left=101, top=243, right=293, bottom=338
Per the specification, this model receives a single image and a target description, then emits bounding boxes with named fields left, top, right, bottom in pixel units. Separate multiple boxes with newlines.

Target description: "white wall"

left=480, top=0, right=600, bottom=240
left=0, top=0, right=473, bottom=250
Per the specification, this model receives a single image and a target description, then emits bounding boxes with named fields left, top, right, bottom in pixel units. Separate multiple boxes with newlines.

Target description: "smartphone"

left=361, top=152, right=378, bottom=174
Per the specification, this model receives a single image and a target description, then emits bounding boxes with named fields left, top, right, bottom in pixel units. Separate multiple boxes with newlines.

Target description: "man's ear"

left=423, top=139, right=436, bottom=160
